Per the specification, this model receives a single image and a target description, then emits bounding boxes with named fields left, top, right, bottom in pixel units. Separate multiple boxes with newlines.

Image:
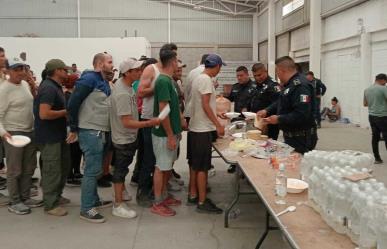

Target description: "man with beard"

left=67, top=53, right=114, bottom=223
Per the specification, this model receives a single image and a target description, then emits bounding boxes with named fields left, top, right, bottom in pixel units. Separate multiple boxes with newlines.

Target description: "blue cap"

left=204, top=54, right=227, bottom=68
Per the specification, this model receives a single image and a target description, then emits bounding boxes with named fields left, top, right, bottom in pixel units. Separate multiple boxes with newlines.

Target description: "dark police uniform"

left=308, top=78, right=327, bottom=126
left=266, top=73, right=318, bottom=154
left=227, top=79, right=256, bottom=114
left=250, top=77, right=281, bottom=140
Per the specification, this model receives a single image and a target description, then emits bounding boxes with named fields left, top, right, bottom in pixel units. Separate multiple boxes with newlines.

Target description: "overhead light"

left=193, top=5, right=202, bottom=10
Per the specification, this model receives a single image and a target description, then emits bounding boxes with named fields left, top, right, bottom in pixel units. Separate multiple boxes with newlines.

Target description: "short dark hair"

left=200, top=54, right=209, bottom=65
left=159, top=49, right=177, bottom=67
left=275, top=56, right=296, bottom=70
left=375, top=73, right=387, bottom=81
left=236, top=66, right=248, bottom=73
left=332, top=97, right=338, bottom=103
left=143, top=58, right=158, bottom=68
left=251, top=63, right=266, bottom=72
left=306, top=71, right=314, bottom=76
left=160, top=43, right=178, bottom=52
left=72, top=63, right=77, bottom=66
left=0, top=47, right=4, bottom=53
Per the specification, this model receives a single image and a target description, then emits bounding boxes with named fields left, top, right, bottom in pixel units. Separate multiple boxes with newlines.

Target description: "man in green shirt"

left=364, top=73, right=387, bottom=164
left=151, top=49, right=186, bottom=217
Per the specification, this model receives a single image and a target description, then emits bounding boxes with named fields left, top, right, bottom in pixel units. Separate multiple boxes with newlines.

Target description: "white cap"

left=119, top=58, right=143, bottom=74
left=7, top=57, right=26, bottom=69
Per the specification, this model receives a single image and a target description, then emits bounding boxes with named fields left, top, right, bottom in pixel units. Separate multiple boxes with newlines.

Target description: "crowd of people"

left=0, top=43, right=385, bottom=223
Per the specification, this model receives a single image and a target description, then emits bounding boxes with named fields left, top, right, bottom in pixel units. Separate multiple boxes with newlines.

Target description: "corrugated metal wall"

left=0, top=0, right=252, bottom=44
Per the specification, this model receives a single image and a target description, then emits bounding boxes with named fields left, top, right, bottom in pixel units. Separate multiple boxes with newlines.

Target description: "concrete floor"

left=0, top=121, right=386, bottom=249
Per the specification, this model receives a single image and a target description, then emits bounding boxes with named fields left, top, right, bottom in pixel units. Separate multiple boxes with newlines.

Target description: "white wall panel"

left=322, top=48, right=362, bottom=124
left=371, top=41, right=387, bottom=78
left=258, top=11, right=268, bottom=42
left=290, top=25, right=309, bottom=52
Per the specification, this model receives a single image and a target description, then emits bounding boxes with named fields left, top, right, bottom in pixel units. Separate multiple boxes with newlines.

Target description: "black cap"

left=375, top=73, right=387, bottom=81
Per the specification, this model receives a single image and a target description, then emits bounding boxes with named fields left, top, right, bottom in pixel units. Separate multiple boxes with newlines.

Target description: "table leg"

left=224, top=164, right=240, bottom=228
left=256, top=211, right=280, bottom=249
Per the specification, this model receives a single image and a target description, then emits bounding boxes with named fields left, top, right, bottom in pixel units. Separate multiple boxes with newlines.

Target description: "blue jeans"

left=78, top=129, right=106, bottom=212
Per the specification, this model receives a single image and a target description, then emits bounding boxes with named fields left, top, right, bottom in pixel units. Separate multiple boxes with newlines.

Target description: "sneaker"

left=31, top=177, right=39, bottom=183
left=59, top=196, right=71, bottom=205
left=112, top=189, right=132, bottom=202
left=46, top=206, right=68, bottom=216
left=186, top=196, right=198, bottom=206
left=24, top=198, right=43, bottom=208
left=171, top=176, right=184, bottom=186
left=80, top=208, right=105, bottom=223
left=8, top=202, right=31, bottom=215
left=375, top=159, right=384, bottom=164
left=162, top=195, right=182, bottom=207
left=0, top=183, right=6, bottom=190
left=74, top=173, right=83, bottom=179
left=208, top=166, right=216, bottom=177
left=30, top=188, right=39, bottom=197
left=196, top=198, right=223, bottom=214
left=227, top=165, right=236, bottom=174
left=112, top=203, right=137, bottom=219
left=167, top=181, right=182, bottom=192
left=150, top=203, right=176, bottom=217
left=66, top=178, right=82, bottom=187
left=0, top=193, right=9, bottom=206
left=0, top=167, right=6, bottom=174
left=136, top=193, right=153, bottom=208
left=0, top=176, right=6, bottom=184
left=95, top=200, right=113, bottom=208
left=97, top=178, right=112, bottom=188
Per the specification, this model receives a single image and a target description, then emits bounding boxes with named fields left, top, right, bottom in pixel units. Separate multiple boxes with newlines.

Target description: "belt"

left=283, top=128, right=316, bottom=138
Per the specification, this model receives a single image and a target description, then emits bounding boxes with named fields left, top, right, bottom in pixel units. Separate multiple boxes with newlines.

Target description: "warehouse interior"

left=0, top=0, right=387, bottom=248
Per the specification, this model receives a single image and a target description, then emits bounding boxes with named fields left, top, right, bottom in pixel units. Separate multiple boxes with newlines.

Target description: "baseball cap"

left=204, top=54, right=227, bottom=68
left=45, top=59, right=70, bottom=73
left=7, top=57, right=26, bottom=69
left=375, top=73, right=387, bottom=81
left=178, top=60, right=186, bottom=68
left=119, top=58, right=144, bottom=73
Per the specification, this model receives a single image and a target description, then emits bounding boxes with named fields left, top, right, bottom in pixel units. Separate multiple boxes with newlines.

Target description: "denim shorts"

left=112, top=142, right=137, bottom=183
left=151, top=134, right=178, bottom=171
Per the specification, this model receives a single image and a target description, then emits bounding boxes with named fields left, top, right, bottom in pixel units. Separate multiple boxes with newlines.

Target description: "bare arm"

left=138, top=65, right=155, bottom=98
left=363, top=94, right=368, bottom=107
left=39, top=104, right=67, bottom=120
left=121, top=115, right=160, bottom=129
left=202, top=94, right=221, bottom=127
left=159, top=101, right=174, bottom=137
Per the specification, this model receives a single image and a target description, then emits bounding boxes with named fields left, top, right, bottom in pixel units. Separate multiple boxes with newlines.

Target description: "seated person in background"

left=321, top=97, right=341, bottom=122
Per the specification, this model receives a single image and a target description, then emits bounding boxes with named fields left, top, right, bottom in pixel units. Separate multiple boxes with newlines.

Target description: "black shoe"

left=0, top=183, right=6, bottom=190
left=227, top=165, right=236, bottom=174
left=186, top=196, right=198, bottom=206
left=375, top=159, right=384, bottom=164
left=80, top=208, right=105, bottom=223
left=103, top=174, right=113, bottom=182
left=31, top=177, right=39, bottom=183
left=66, top=178, right=82, bottom=187
left=95, top=200, right=113, bottom=208
left=130, top=175, right=138, bottom=186
left=97, top=178, right=112, bottom=188
left=136, top=193, right=153, bottom=208
left=172, top=169, right=181, bottom=179
left=210, top=164, right=215, bottom=170
left=74, top=173, right=83, bottom=179
left=196, top=198, right=223, bottom=214
left=0, top=162, right=5, bottom=170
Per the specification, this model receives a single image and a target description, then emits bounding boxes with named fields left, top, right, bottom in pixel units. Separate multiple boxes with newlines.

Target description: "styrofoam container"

left=225, top=112, right=240, bottom=119
left=242, top=111, right=257, bottom=120
left=287, top=178, right=309, bottom=194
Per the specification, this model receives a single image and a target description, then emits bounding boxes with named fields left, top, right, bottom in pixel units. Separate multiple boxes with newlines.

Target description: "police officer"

left=250, top=63, right=281, bottom=140
left=257, top=56, right=318, bottom=154
left=226, top=66, right=256, bottom=117
left=306, top=71, right=326, bottom=128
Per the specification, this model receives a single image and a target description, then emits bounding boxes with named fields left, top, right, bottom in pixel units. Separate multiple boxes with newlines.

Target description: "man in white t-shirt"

left=187, top=54, right=226, bottom=214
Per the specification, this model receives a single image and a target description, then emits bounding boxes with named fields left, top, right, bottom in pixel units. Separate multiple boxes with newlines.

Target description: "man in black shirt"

left=258, top=56, right=317, bottom=154
left=34, top=59, right=71, bottom=217
left=226, top=66, right=256, bottom=117
left=306, top=71, right=326, bottom=128
left=250, top=63, right=281, bottom=140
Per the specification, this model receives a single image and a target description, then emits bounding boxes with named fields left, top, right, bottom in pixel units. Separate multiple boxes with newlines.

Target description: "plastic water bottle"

left=275, top=163, right=287, bottom=205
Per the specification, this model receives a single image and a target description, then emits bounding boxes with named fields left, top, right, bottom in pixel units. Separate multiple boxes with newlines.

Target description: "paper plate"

left=7, top=135, right=31, bottom=148
left=225, top=112, right=240, bottom=119
left=242, top=112, right=257, bottom=120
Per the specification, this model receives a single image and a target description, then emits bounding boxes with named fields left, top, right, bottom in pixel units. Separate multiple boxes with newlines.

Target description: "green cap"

left=45, top=59, right=70, bottom=73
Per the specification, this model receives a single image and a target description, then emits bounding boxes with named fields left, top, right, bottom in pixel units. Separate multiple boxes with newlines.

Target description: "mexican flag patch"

left=300, top=95, right=310, bottom=103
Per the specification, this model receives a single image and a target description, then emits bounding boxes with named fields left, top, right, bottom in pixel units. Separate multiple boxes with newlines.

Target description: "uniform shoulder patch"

left=293, top=79, right=301, bottom=85
left=300, top=94, right=310, bottom=103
